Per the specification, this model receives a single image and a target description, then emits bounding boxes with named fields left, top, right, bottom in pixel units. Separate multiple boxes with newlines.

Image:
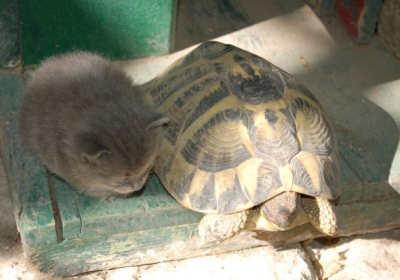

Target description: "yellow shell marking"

left=291, top=151, right=321, bottom=194
left=236, top=158, right=264, bottom=205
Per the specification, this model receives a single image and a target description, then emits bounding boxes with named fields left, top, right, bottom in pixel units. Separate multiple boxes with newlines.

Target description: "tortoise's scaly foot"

left=301, top=196, right=338, bottom=235
left=198, top=211, right=250, bottom=245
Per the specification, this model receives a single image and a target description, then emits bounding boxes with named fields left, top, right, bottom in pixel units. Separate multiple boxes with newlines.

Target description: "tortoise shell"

left=147, top=41, right=341, bottom=214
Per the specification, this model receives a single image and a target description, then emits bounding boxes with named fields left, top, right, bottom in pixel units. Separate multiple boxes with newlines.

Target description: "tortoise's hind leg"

left=198, top=211, right=250, bottom=245
left=301, top=196, right=339, bottom=235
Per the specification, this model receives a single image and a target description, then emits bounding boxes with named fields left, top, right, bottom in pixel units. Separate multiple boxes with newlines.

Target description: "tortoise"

left=145, top=41, right=341, bottom=244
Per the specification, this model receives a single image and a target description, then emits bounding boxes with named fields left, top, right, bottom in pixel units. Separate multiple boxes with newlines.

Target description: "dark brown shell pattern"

left=148, top=42, right=341, bottom=214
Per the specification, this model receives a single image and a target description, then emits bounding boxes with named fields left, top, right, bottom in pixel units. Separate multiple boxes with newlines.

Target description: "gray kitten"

left=20, top=52, right=169, bottom=198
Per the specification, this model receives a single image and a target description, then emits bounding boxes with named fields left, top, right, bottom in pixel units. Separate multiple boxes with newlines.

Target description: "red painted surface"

left=335, top=0, right=366, bottom=40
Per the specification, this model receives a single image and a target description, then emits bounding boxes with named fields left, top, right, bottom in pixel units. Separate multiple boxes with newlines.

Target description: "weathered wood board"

left=0, top=3, right=400, bottom=277
left=304, top=0, right=383, bottom=44
left=378, top=0, right=400, bottom=59
left=334, top=0, right=382, bottom=44
left=0, top=0, right=19, bottom=67
left=20, top=0, right=177, bottom=66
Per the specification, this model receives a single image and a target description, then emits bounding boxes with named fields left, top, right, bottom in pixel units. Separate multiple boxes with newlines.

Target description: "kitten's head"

left=70, top=109, right=169, bottom=198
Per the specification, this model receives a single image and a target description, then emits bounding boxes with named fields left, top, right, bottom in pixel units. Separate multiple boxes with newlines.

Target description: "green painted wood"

left=0, top=71, right=24, bottom=223
left=27, top=189, right=400, bottom=276
left=378, top=0, right=400, bottom=59
left=31, top=224, right=222, bottom=276
left=50, top=177, right=82, bottom=241
left=0, top=70, right=23, bottom=115
left=53, top=173, right=203, bottom=240
left=20, top=0, right=177, bottom=66
left=17, top=150, right=58, bottom=248
left=303, top=0, right=335, bottom=16
left=0, top=71, right=58, bottom=250
left=0, top=0, right=19, bottom=68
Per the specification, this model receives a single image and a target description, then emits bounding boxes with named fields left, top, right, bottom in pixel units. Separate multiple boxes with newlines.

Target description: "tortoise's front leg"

left=198, top=211, right=250, bottom=244
left=300, top=196, right=339, bottom=235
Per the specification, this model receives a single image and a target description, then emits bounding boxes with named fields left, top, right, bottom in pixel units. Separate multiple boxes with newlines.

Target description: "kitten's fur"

left=20, top=52, right=168, bottom=198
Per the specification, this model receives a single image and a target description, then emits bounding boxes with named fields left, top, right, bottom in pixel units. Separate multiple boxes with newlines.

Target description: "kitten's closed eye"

left=81, top=150, right=111, bottom=165
left=113, top=175, right=148, bottom=194
left=116, top=178, right=130, bottom=186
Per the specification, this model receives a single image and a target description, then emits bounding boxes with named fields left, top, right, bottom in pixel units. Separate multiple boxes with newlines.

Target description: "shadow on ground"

left=174, top=0, right=303, bottom=51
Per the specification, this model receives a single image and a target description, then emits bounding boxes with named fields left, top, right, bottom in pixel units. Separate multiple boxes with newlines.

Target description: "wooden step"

left=19, top=0, right=177, bottom=66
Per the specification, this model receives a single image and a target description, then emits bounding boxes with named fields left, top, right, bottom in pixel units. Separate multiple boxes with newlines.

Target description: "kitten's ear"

left=147, top=114, right=170, bottom=130
left=81, top=150, right=111, bottom=165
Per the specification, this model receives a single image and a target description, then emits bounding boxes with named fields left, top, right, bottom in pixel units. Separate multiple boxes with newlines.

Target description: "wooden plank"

left=0, top=70, right=23, bottom=114
left=53, top=173, right=203, bottom=240
left=378, top=0, right=400, bottom=64
left=0, top=0, right=19, bottom=67
left=17, top=144, right=58, bottom=249
left=305, top=0, right=383, bottom=44
left=20, top=0, right=177, bottom=66
left=0, top=71, right=24, bottom=231
left=27, top=193, right=400, bottom=276
left=0, top=71, right=58, bottom=251
left=51, top=176, right=82, bottom=241
left=303, top=0, right=335, bottom=15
